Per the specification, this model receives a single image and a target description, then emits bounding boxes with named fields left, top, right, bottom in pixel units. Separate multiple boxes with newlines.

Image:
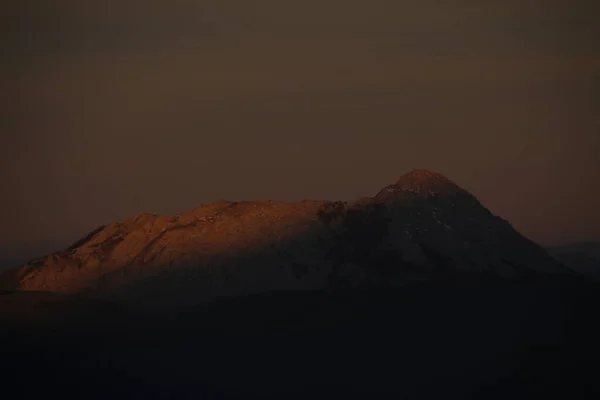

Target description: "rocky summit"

left=0, top=169, right=572, bottom=308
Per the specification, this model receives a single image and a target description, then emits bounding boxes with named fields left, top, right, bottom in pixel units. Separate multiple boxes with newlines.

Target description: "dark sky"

left=2, top=0, right=599, bottom=267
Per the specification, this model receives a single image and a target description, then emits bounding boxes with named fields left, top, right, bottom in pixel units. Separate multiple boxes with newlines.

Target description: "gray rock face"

left=0, top=170, right=572, bottom=308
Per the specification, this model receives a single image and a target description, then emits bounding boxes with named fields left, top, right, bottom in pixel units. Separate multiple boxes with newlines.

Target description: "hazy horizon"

left=2, top=0, right=599, bottom=267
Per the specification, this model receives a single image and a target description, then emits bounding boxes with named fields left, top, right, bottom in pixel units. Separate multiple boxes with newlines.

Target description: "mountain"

left=1, top=169, right=598, bottom=398
left=0, top=169, right=573, bottom=308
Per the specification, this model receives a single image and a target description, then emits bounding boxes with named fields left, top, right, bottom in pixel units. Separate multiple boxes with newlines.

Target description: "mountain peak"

left=397, top=169, right=450, bottom=183
left=398, top=169, right=464, bottom=191
left=374, top=169, right=466, bottom=202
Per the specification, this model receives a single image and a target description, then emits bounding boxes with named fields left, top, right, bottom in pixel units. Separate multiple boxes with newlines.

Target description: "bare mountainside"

left=0, top=170, right=572, bottom=308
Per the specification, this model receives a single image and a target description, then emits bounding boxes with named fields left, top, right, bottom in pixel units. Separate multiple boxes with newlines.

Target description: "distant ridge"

left=547, top=241, right=600, bottom=280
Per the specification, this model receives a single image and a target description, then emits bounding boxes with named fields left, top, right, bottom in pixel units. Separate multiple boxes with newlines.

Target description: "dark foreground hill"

left=1, top=280, right=599, bottom=398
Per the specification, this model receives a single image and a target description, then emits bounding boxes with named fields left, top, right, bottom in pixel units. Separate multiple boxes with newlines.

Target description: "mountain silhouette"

left=0, top=169, right=573, bottom=307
